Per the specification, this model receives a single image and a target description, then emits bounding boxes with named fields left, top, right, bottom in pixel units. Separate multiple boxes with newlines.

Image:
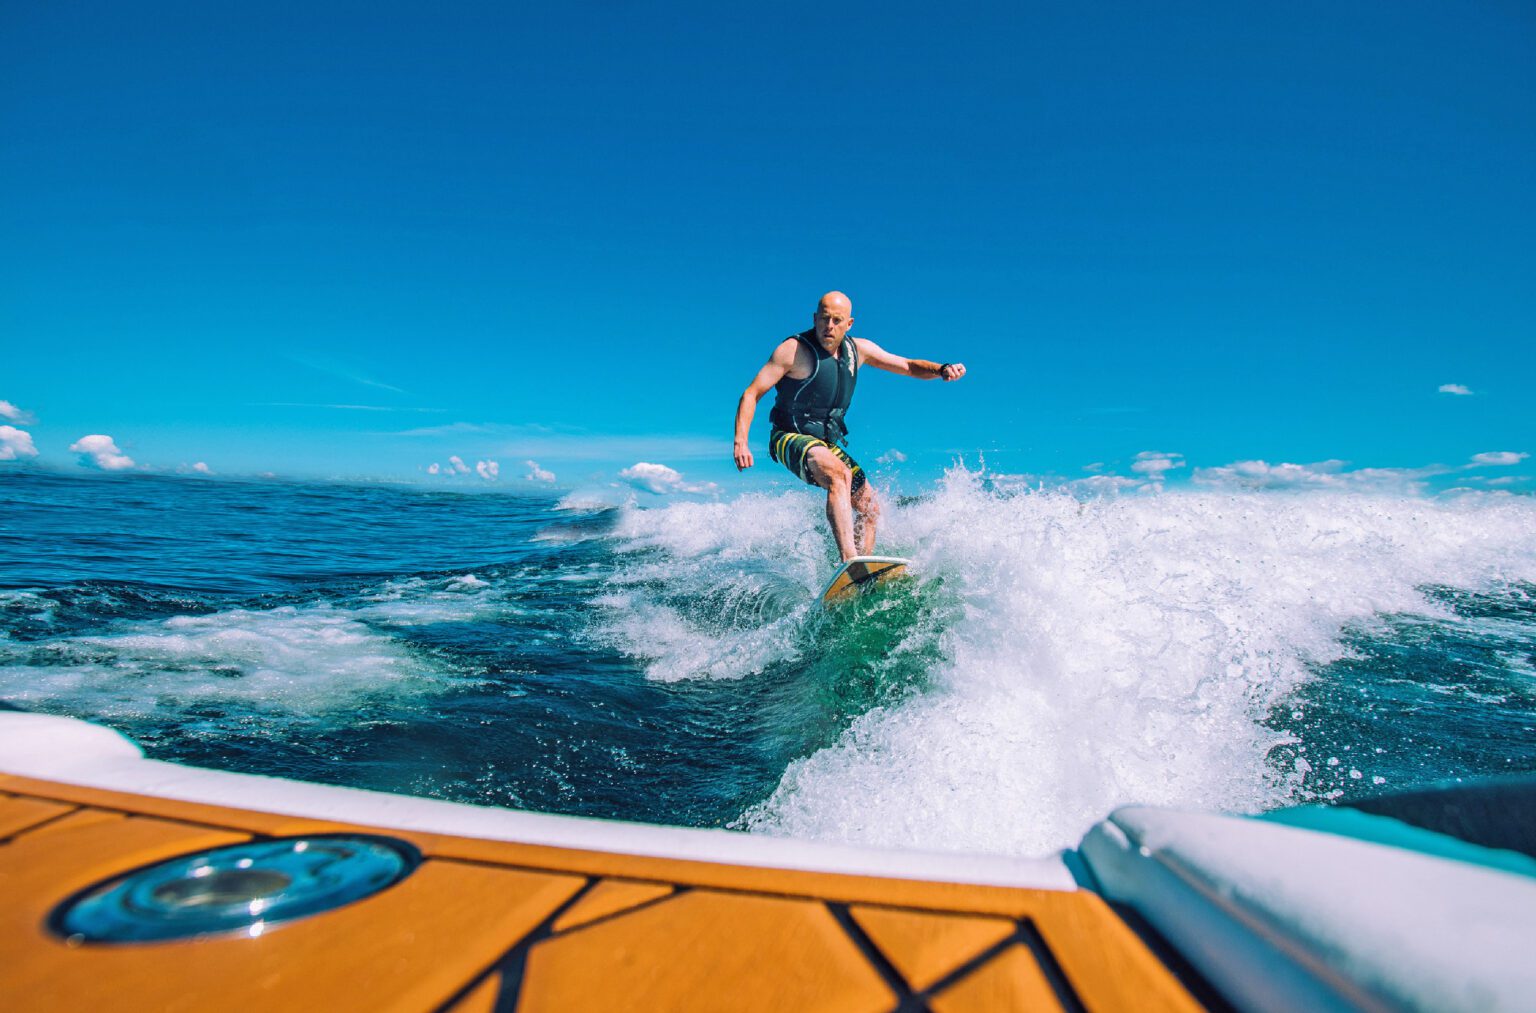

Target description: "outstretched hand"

left=940, top=362, right=966, bottom=381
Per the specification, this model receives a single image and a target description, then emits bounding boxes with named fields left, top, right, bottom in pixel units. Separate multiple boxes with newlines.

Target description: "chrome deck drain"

left=56, top=835, right=419, bottom=943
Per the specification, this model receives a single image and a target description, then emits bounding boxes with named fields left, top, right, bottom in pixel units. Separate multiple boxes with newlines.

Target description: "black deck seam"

left=0, top=804, right=83, bottom=843
left=540, top=884, right=690, bottom=939
left=0, top=793, right=259, bottom=836
left=916, top=929, right=1025, bottom=1003
left=481, top=875, right=607, bottom=1013
left=1017, top=918, right=1088, bottom=1013
left=425, top=875, right=598, bottom=1013
left=428, top=856, right=1042, bottom=915
left=825, top=902, right=924, bottom=1012
left=418, top=874, right=595, bottom=1013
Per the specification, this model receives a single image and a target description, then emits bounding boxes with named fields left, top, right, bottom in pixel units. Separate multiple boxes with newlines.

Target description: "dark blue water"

left=3, top=469, right=1534, bottom=854
left=0, top=470, right=939, bottom=828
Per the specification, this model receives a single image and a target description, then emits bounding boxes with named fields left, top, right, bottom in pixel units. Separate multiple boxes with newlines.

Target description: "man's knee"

left=852, top=482, right=880, bottom=516
left=809, top=449, right=851, bottom=489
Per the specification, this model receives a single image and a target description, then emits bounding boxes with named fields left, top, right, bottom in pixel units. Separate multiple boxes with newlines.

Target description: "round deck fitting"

left=56, top=835, right=419, bottom=943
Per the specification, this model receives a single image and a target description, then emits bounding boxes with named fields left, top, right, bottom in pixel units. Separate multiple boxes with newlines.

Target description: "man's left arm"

left=854, top=339, right=966, bottom=381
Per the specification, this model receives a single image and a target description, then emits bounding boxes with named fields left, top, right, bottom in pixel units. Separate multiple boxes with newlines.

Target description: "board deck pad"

left=820, top=555, right=911, bottom=604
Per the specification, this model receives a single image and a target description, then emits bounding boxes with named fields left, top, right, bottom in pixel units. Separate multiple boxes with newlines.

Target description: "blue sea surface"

left=2, top=469, right=1534, bottom=855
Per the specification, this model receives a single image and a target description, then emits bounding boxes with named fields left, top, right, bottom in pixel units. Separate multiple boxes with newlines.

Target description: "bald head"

left=818, top=291, right=852, bottom=316
left=813, top=291, right=854, bottom=348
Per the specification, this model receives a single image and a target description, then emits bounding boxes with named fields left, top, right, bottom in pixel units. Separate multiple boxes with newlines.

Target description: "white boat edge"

left=0, top=711, right=1077, bottom=891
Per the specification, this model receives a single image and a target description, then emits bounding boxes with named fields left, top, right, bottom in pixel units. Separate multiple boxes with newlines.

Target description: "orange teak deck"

left=0, top=774, right=1203, bottom=1012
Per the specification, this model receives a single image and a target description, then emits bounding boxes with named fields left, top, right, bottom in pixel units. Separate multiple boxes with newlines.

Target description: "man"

left=733, top=291, right=966, bottom=561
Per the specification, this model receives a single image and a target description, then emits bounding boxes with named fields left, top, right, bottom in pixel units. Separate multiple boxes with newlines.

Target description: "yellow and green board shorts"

left=768, top=428, right=867, bottom=494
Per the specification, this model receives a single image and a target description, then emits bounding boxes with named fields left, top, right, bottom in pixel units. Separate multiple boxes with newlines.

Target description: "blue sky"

left=3, top=1, right=1532, bottom=497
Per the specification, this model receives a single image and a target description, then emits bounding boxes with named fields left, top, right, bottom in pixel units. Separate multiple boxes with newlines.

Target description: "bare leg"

left=806, top=448, right=858, bottom=561
left=851, top=481, right=880, bottom=555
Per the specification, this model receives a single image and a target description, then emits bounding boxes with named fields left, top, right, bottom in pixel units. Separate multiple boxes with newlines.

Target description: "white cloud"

left=1438, top=384, right=1473, bottom=396
left=427, top=456, right=505, bottom=481
left=877, top=449, right=907, bottom=465
left=525, top=460, right=556, bottom=483
left=1131, top=451, right=1184, bottom=478
left=70, top=434, right=135, bottom=471
left=1073, top=474, right=1143, bottom=494
left=0, top=400, right=34, bottom=424
left=620, top=462, right=686, bottom=494
left=1470, top=451, right=1528, bottom=467
left=1194, top=460, right=1345, bottom=488
left=990, top=468, right=1151, bottom=496
left=192, top=462, right=213, bottom=475
left=619, top=461, right=716, bottom=495
left=1083, top=462, right=1104, bottom=473
left=1193, top=458, right=1441, bottom=494
left=0, top=425, right=39, bottom=461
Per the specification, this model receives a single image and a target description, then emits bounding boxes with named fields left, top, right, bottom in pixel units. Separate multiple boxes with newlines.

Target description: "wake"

left=598, top=470, right=1536, bottom=855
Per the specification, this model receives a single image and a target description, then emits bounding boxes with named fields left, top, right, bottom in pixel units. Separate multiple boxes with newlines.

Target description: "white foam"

left=0, top=603, right=459, bottom=726
left=591, top=582, right=806, bottom=683
left=356, top=573, right=508, bottom=626
left=602, top=469, right=1536, bottom=855
left=589, top=495, right=827, bottom=682
left=554, top=489, right=629, bottom=512
left=0, top=589, right=57, bottom=624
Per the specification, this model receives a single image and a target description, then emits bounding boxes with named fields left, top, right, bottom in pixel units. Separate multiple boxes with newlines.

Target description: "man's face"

left=814, top=301, right=853, bottom=344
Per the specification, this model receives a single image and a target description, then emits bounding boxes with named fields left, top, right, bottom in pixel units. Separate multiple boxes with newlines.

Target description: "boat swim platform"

left=13, top=713, right=1532, bottom=1011
left=0, top=775, right=1200, bottom=1013
left=0, top=716, right=1202, bottom=1013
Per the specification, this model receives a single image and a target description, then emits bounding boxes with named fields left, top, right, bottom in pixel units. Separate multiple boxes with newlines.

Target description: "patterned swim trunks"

left=768, top=428, right=867, bottom=494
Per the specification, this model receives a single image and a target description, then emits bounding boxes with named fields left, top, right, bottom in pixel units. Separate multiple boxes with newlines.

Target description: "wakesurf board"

left=819, top=555, right=911, bottom=605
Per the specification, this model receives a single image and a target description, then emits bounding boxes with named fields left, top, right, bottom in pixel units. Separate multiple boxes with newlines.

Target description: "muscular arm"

left=733, top=339, right=798, bottom=471
left=854, top=339, right=967, bottom=381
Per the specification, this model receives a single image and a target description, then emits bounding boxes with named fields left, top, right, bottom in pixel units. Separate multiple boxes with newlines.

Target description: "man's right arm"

left=734, top=340, right=797, bottom=471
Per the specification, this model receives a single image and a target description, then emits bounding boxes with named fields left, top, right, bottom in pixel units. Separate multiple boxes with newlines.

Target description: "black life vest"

left=769, top=330, right=859, bottom=445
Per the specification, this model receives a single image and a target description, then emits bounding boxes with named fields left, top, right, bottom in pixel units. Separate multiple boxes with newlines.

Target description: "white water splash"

left=0, top=603, right=459, bottom=725
left=356, top=572, right=508, bottom=626
left=589, top=494, right=828, bottom=682
left=603, top=470, right=1536, bottom=855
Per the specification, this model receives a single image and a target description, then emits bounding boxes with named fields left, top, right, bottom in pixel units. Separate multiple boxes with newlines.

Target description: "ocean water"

left=2, top=468, right=1534, bottom=857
